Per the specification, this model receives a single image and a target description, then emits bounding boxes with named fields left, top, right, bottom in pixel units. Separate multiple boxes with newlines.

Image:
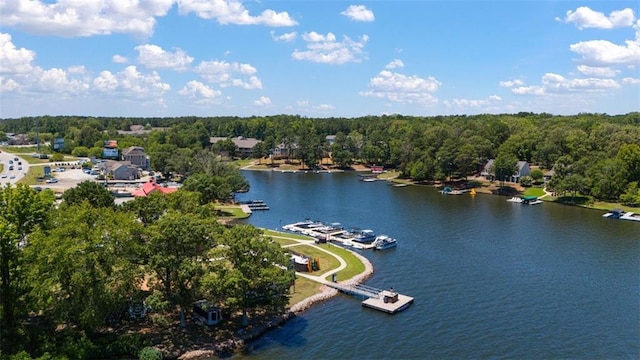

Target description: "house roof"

left=131, top=180, right=178, bottom=197
left=122, top=146, right=147, bottom=156
left=517, top=161, right=528, bottom=170
left=209, top=136, right=261, bottom=149
left=484, top=159, right=494, bottom=172
left=101, top=160, right=133, bottom=171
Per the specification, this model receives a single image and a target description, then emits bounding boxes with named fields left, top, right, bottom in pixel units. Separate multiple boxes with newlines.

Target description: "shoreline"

left=178, top=248, right=375, bottom=359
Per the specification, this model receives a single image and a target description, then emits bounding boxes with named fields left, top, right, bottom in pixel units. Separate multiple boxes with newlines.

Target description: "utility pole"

left=35, top=118, right=41, bottom=154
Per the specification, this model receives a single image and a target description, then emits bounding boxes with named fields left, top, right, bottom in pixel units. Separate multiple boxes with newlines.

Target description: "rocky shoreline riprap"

left=177, top=251, right=374, bottom=359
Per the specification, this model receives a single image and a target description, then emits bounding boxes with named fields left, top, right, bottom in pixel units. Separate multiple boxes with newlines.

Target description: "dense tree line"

left=2, top=112, right=639, bottom=204
left=0, top=183, right=293, bottom=359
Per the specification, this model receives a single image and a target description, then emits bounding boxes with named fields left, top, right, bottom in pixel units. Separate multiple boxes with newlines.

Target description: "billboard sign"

left=52, top=138, right=65, bottom=151
left=102, top=148, right=119, bottom=159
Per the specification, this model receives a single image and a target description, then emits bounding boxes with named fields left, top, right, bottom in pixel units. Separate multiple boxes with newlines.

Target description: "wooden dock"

left=327, top=283, right=413, bottom=314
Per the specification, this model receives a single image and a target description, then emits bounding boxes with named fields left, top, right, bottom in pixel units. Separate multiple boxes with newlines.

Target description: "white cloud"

left=360, top=69, right=441, bottom=105
left=341, top=5, right=375, bottom=22
left=112, top=55, right=129, bottom=64
left=512, top=86, right=545, bottom=96
left=302, top=32, right=336, bottom=42
left=292, top=33, right=369, bottom=64
left=93, top=65, right=170, bottom=99
left=179, top=80, right=222, bottom=104
left=0, top=34, right=91, bottom=96
left=194, top=60, right=262, bottom=89
left=178, top=0, right=297, bottom=26
left=622, top=77, right=640, bottom=85
left=270, top=31, right=297, bottom=42
left=314, top=104, right=335, bottom=111
left=570, top=38, right=640, bottom=66
left=576, top=65, right=619, bottom=77
left=0, top=0, right=173, bottom=37
left=561, top=7, right=636, bottom=30
left=36, top=67, right=89, bottom=94
left=0, top=77, right=21, bottom=92
left=511, top=72, right=620, bottom=96
left=443, top=95, right=502, bottom=109
left=135, top=44, right=194, bottom=71
left=385, top=59, right=404, bottom=69
left=499, top=79, right=524, bottom=87
left=254, top=96, right=271, bottom=106
left=0, top=33, right=35, bottom=73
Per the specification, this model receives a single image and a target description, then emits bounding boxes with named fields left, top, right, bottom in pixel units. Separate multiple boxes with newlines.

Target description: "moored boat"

left=603, top=209, right=640, bottom=222
left=372, top=235, right=397, bottom=250
left=353, top=229, right=377, bottom=243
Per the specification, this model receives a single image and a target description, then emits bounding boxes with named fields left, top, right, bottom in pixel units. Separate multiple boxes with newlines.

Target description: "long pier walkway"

left=268, top=231, right=413, bottom=314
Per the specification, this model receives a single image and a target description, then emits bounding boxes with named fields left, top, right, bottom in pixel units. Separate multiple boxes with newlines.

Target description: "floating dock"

left=327, top=283, right=413, bottom=314
left=282, top=221, right=379, bottom=249
left=240, top=200, right=270, bottom=211
left=362, top=291, right=414, bottom=314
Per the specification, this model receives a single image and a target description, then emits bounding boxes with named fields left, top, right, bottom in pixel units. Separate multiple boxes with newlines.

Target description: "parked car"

left=45, top=178, right=58, bottom=183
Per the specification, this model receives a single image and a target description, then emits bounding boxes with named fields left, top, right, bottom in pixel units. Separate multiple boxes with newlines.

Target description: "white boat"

left=507, top=197, right=523, bottom=203
left=372, top=235, right=397, bottom=250
left=603, top=209, right=640, bottom=222
left=353, top=229, right=377, bottom=244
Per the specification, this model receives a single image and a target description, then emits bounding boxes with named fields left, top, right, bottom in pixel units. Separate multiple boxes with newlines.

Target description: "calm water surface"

left=235, top=170, right=639, bottom=360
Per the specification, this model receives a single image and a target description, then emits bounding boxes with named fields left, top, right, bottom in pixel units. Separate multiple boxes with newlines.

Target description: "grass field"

left=215, top=205, right=250, bottom=219
left=17, top=166, right=45, bottom=185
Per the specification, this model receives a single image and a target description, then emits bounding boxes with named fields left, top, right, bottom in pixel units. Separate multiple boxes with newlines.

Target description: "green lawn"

left=215, top=205, right=250, bottom=219
left=17, top=166, right=45, bottom=186
left=323, top=245, right=365, bottom=282
left=287, top=277, right=321, bottom=307
left=287, top=244, right=340, bottom=276
left=523, top=187, right=546, bottom=197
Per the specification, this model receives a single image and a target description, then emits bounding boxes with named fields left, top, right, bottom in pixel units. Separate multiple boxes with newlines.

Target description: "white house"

left=482, top=159, right=531, bottom=183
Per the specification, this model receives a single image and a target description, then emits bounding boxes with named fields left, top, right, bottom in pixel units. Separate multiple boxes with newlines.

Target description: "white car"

left=1, top=174, right=6, bottom=178
left=45, top=178, right=58, bottom=183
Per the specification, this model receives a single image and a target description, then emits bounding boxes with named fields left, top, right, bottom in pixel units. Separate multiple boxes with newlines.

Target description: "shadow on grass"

left=555, top=196, right=592, bottom=206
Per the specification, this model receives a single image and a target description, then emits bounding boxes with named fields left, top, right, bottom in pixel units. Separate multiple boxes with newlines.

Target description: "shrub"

left=139, top=347, right=163, bottom=360
left=519, top=175, right=533, bottom=187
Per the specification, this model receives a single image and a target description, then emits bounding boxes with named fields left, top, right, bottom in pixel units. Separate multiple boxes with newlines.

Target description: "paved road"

left=0, top=150, right=95, bottom=191
left=0, top=151, right=30, bottom=186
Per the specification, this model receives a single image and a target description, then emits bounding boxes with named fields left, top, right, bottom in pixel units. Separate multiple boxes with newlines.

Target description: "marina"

left=282, top=220, right=397, bottom=250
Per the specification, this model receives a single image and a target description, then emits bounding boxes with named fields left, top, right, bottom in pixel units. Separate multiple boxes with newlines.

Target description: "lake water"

left=234, top=170, right=639, bottom=359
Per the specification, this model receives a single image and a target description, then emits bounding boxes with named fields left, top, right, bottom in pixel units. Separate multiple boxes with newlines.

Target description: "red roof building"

left=131, top=180, right=178, bottom=197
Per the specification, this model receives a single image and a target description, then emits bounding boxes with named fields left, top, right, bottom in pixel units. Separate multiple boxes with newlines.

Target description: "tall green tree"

left=62, top=180, right=114, bottom=208
left=145, top=210, right=222, bottom=311
left=26, top=204, right=144, bottom=330
left=492, top=153, right=518, bottom=190
left=207, top=225, right=293, bottom=325
left=0, top=185, right=54, bottom=353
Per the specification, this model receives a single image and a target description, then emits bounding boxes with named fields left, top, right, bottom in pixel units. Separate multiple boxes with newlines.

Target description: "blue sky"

left=1, top=1, right=638, bottom=119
